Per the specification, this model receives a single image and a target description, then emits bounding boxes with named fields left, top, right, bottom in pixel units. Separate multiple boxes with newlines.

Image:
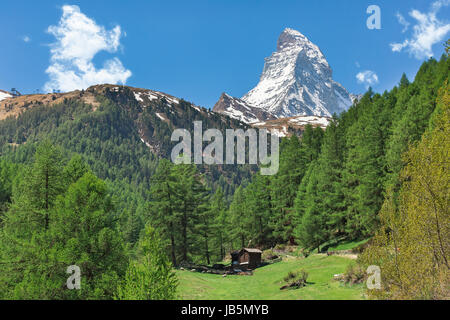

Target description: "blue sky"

left=1, top=0, right=449, bottom=108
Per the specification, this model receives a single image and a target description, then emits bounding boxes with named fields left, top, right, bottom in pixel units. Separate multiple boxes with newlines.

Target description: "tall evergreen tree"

left=294, top=163, right=328, bottom=252
left=244, top=174, right=273, bottom=247
left=117, top=225, right=177, bottom=300
left=48, top=172, right=127, bottom=299
left=228, top=186, right=248, bottom=249
left=270, top=135, right=309, bottom=243
left=314, top=118, right=347, bottom=237
left=0, top=142, right=66, bottom=297
left=209, top=187, right=229, bottom=261
left=148, top=159, right=179, bottom=266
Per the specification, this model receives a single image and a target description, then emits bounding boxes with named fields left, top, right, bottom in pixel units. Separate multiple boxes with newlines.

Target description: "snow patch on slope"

left=134, top=92, right=144, bottom=102
left=288, top=115, right=330, bottom=127
left=0, top=91, right=12, bottom=102
left=131, top=88, right=180, bottom=107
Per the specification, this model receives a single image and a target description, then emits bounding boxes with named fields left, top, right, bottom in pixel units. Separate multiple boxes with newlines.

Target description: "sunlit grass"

left=176, top=254, right=365, bottom=300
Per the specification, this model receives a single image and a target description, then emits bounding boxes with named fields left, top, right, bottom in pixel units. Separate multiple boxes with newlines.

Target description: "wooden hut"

left=234, top=248, right=262, bottom=270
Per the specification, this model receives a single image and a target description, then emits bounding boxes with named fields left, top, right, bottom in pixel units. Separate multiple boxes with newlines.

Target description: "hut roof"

left=242, top=248, right=262, bottom=253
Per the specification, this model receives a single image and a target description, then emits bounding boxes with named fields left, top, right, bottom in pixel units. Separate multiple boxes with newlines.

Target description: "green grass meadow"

left=176, top=254, right=365, bottom=300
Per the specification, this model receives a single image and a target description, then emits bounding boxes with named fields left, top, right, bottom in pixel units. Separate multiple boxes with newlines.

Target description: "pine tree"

left=228, top=186, right=248, bottom=249
left=314, top=118, right=346, bottom=238
left=270, top=135, right=310, bottom=243
left=149, top=159, right=179, bottom=266
left=28, top=141, right=66, bottom=229
left=174, top=164, right=209, bottom=263
left=0, top=160, right=17, bottom=210
left=117, top=225, right=178, bottom=300
left=399, top=73, right=410, bottom=89
left=47, top=171, right=127, bottom=299
left=63, top=154, right=90, bottom=184
left=244, top=174, right=273, bottom=247
left=0, top=141, right=66, bottom=298
left=209, top=187, right=229, bottom=261
left=294, top=163, right=328, bottom=252
left=293, top=164, right=313, bottom=244
left=149, top=160, right=210, bottom=265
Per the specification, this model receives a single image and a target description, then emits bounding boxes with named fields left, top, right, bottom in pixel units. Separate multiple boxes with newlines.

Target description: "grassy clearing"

left=176, top=254, right=365, bottom=300
left=316, top=237, right=370, bottom=253
left=327, top=239, right=369, bottom=252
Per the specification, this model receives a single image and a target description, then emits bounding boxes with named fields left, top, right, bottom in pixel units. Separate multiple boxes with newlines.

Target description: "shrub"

left=262, top=249, right=278, bottom=261
left=283, top=271, right=297, bottom=282
left=352, top=240, right=371, bottom=254
left=281, top=269, right=309, bottom=290
left=302, top=249, right=310, bottom=258
left=274, top=243, right=286, bottom=251
left=342, top=263, right=366, bottom=285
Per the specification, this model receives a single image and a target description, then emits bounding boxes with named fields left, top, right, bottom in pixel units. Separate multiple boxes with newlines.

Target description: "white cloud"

left=23, top=36, right=31, bottom=43
left=391, top=0, right=450, bottom=59
left=396, top=13, right=410, bottom=33
left=44, top=5, right=131, bottom=93
left=356, top=70, right=379, bottom=88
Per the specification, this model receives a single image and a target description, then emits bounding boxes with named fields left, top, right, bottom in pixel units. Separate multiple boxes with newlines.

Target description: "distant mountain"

left=0, top=84, right=254, bottom=196
left=213, top=28, right=356, bottom=123
left=0, top=84, right=250, bottom=156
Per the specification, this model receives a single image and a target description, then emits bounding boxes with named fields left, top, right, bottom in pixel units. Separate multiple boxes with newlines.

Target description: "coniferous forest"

left=0, top=48, right=449, bottom=300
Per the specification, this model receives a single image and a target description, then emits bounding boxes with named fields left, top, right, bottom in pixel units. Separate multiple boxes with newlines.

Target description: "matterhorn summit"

left=213, top=28, right=356, bottom=123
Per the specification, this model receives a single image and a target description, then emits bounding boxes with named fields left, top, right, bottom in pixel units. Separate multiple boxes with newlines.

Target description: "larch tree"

left=117, top=225, right=178, bottom=300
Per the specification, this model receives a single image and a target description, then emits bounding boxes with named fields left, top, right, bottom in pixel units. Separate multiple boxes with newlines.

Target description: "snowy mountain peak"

left=277, top=28, right=308, bottom=51
left=213, top=28, right=355, bottom=123
left=276, top=28, right=321, bottom=55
